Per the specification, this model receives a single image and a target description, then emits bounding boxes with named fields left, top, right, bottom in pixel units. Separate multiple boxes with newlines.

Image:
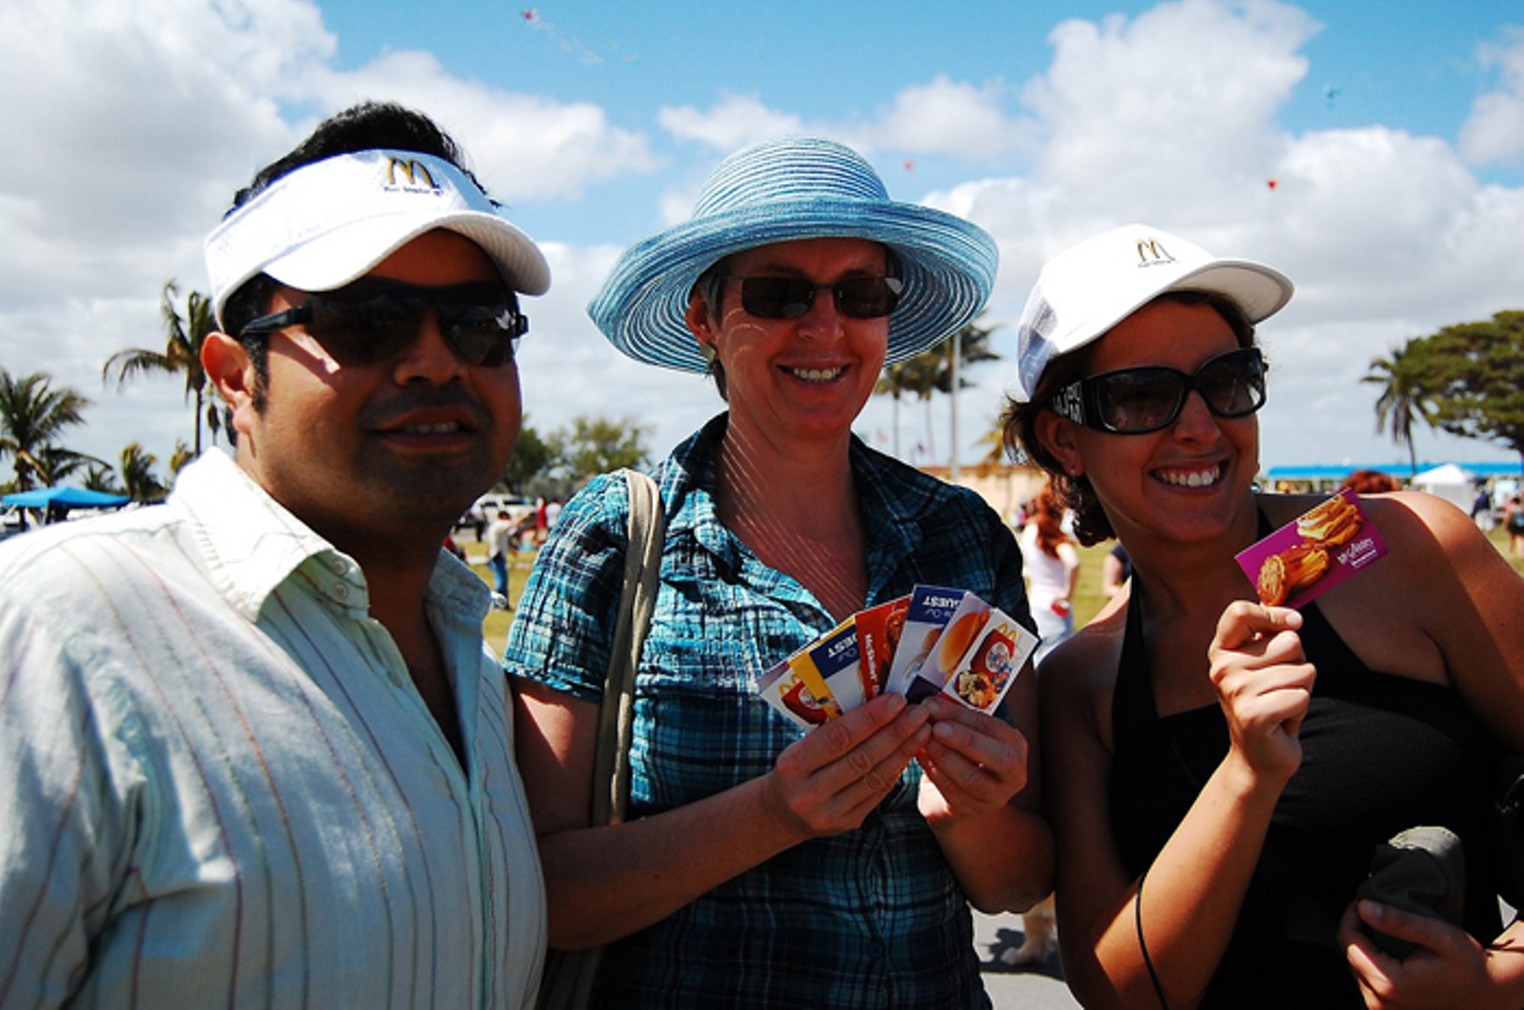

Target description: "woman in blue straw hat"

left=505, top=137, right=1054, bottom=1007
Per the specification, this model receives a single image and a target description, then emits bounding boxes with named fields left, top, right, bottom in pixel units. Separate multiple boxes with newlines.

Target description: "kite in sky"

left=519, top=6, right=635, bottom=66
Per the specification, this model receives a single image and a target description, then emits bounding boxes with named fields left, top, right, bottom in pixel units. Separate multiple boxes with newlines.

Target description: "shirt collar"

left=171, top=451, right=489, bottom=622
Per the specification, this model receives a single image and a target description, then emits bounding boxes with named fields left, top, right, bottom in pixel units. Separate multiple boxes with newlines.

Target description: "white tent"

left=1411, top=463, right=1477, bottom=512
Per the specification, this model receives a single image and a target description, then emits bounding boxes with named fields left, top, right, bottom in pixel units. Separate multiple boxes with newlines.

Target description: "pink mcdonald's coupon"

left=1235, top=489, right=1387, bottom=610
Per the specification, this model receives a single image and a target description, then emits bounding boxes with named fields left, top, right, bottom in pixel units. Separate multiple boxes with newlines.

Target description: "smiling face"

left=687, top=237, right=891, bottom=453
left=1037, top=297, right=1260, bottom=549
left=218, top=229, right=522, bottom=554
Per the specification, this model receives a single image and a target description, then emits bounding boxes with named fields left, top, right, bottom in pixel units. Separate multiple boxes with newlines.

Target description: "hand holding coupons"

left=758, top=585, right=1040, bottom=730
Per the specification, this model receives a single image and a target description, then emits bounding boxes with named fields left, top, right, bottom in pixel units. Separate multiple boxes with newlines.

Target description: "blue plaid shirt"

left=504, top=414, right=1030, bottom=1009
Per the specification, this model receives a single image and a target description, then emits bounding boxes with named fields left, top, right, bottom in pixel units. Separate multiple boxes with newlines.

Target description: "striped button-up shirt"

left=0, top=450, right=545, bottom=1009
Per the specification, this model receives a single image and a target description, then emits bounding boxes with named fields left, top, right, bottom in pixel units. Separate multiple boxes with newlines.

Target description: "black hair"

left=999, top=290, right=1256, bottom=546
left=218, top=101, right=485, bottom=428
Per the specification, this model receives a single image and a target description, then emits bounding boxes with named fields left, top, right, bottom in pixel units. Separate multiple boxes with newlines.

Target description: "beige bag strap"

left=590, top=469, right=664, bottom=827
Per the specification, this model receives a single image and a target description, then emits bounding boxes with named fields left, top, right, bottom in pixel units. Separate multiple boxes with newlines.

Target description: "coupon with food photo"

left=853, top=595, right=909, bottom=701
left=757, top=584, right=1038, bottom=728
left=757, top=654, right=840, bottom=729
left=1236, top=489, right=1388, bottom=610
left=943, top=610, right=1039, bottom=714
left=905, top=591, right=990, bottom=702
left=884, top=585, right=970, bottom=698
left=806, top=619, right=868, bottom=713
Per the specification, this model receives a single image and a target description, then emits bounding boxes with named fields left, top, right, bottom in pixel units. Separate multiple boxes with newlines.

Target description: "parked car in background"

left=455, top=494, right=535, bottom=540
left=2, top=507, right=26, bottom=540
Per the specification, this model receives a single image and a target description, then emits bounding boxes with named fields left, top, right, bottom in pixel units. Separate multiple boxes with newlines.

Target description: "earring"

left=699, top=342, right=717, bottom=364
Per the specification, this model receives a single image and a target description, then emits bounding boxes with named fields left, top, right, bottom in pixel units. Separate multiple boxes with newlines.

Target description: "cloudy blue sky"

left=3, top=0, right=1522, bottom=479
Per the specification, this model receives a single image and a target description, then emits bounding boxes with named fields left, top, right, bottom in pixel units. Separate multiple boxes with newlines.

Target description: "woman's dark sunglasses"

left=1050, top=347, right=1268, bottom=434
left=723, top=274, right=903, bottom=320
left=239, top=278, right=528, bottom=367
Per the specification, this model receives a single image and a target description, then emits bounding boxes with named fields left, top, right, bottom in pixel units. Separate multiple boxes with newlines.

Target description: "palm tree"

left=1363, top=343, right=1434, bottom=477
left=974, top=423, right=1007, bottom=471
left=873, top=314, right=1002, bottom=463
left=169, top=440, right=195, bottom=476
left=875, top=354, right=941, bottom=459
left=118, top=443, right=169, bottom=502
left=82, top=462, right=122, bottom=494
left=0, top=369, right=92, bottom=492
left=103, top=281, right=220, bottom=456
left=931, top=317, right=1003, bottom=397
left=31, top=445, right=106, bottom=488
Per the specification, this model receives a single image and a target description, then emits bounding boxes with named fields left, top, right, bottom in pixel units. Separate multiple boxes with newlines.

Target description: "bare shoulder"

left=1342, top=490, right=1498, bottom=584
left=1038, top=596, right=1127, bottom=750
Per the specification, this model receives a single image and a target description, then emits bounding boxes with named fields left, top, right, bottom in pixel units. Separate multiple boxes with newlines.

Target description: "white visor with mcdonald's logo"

left=204, top=149, right=551, bottom=326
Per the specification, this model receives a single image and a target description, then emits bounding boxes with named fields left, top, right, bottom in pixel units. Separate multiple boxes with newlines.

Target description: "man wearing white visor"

left=0, top=102, right=551, bottom=1008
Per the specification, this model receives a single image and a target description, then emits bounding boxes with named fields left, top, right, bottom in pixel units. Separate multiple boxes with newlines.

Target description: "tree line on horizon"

left=3, top=283, right=1520, bottom=505
left=1363, top=309, right=1524, bottom=476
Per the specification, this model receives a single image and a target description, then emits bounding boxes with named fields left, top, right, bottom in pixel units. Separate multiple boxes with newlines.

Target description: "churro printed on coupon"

left=1236, top=489, right=1388, bottom=610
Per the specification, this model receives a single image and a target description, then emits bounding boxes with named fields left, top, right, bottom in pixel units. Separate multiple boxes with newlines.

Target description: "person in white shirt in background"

left=486, top=507, right=516, bottom=608
left=1019, top=481, right=1081, bottom=662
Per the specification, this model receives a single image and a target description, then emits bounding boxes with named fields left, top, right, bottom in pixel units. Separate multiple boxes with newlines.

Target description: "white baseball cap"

left=1011, top=223, right=1293, bottom=401
left=204, top=149, right=551, bottom=327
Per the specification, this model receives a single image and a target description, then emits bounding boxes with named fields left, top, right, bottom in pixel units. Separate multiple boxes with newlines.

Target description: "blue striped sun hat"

left=588, top=136, right=999, bottom=374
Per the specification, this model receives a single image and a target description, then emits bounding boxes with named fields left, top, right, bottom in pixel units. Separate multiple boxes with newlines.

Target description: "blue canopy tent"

left=2, top=486, right=131, bottom=509
left=2, top=486, right=131, bottom=533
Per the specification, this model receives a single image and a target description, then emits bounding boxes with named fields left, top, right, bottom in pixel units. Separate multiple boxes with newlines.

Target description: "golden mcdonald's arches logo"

left=1135, top=238, right=1176, bottom=266
left=385, top=158, right=439, bottom=191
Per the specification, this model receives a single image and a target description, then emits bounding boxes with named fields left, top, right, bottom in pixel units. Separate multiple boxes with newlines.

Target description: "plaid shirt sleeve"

left=501, top=471, right=632, bottom=701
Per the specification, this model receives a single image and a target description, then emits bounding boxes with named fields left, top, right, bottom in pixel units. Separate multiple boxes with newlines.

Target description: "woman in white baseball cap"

left=507, top=136, right=1054, bottom=1007
left=1002, top=224, right=1524, bottom=1008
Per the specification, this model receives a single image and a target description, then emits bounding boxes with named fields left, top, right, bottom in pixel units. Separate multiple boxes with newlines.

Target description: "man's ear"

left=202, top=332, right=258, bottom=436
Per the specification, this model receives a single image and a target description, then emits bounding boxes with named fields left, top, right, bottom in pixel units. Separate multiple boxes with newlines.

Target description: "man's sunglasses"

left=723, top=275, right=903, bottom=320
left=239, top=278, right=528, bottom=367
left=1050, top=347, right=1268, bottom=434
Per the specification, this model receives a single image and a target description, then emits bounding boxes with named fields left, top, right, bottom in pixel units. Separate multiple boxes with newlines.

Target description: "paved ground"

left=974, top=910, right=1081, bottom=1009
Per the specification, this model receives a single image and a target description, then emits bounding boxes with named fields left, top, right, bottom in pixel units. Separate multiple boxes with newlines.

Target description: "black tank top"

left=1108, top=536, right=1500, bottom=1007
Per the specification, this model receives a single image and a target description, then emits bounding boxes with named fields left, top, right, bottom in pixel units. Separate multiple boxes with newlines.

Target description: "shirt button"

left=333, top=584, right=348, bottom=600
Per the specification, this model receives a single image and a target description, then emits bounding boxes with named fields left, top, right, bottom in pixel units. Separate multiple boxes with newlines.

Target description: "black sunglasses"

left=1050, top=347, right=1268, bottom=434
left=722, top=274, right=903, bottom=320
left=239, top=278, right=528, bottom=367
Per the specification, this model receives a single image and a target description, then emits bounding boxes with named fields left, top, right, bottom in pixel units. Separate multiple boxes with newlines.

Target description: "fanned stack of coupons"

left=757, top=584, right=1039, bottom=730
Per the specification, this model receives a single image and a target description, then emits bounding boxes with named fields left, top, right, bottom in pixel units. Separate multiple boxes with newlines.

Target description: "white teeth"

left=403, top=422, right=460, bottom=435
left=789, top=367, right=843, bottom=383
left=1160, top=466, right=1220, bottom=488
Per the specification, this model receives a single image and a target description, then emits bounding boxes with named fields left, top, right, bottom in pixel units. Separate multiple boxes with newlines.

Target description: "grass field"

left=468, top=521, right=1524, bottom=653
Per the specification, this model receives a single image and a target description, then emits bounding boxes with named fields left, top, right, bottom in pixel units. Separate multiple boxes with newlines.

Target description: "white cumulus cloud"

left=1459, top=29, right=1524, bottom=166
